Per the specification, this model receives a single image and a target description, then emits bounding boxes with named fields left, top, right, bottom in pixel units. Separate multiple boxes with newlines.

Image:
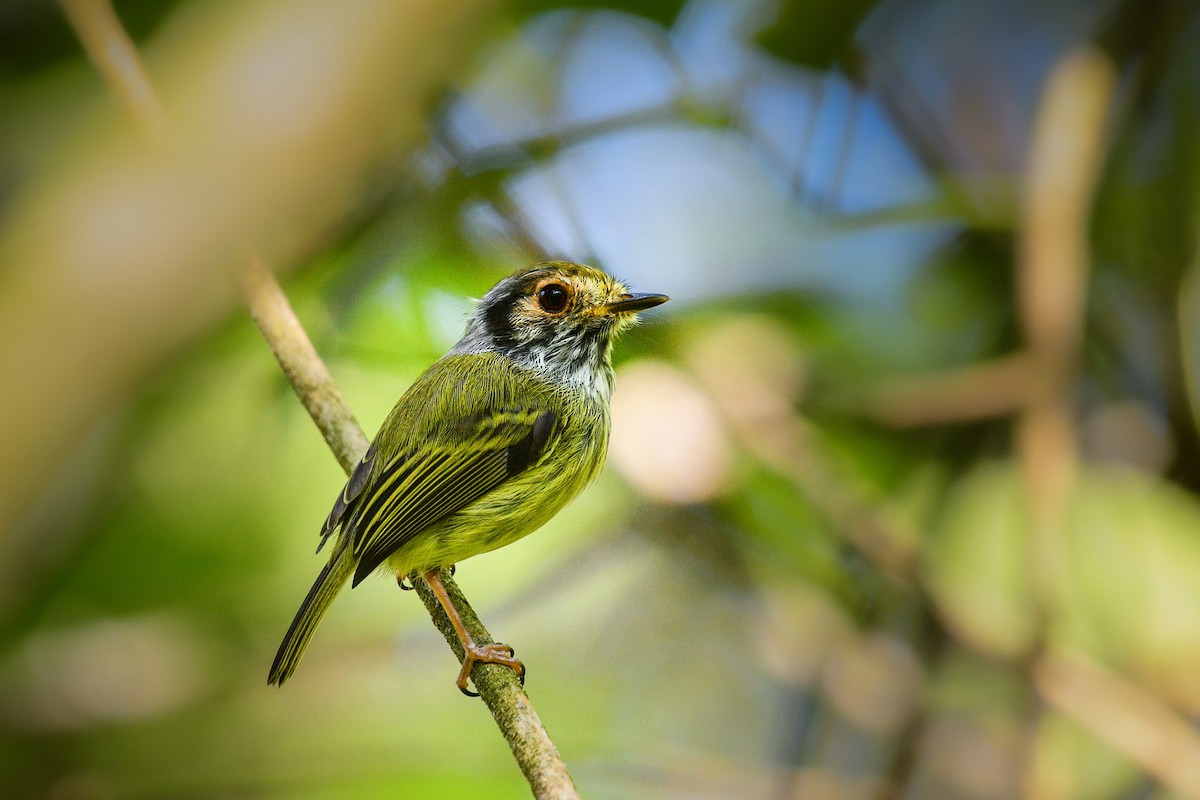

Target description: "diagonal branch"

left=61, top=2, right=579, bottom=797
left=236, top=256, right=370, bottom=474
left=238, top=255, right=580, bottom=800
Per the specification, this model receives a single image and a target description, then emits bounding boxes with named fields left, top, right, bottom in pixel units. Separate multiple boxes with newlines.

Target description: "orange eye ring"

left=536, top=282, right=570, bottom=313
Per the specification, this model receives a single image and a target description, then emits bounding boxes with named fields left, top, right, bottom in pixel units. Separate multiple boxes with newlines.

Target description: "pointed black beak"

left=603, top=293, right=670, bottom=315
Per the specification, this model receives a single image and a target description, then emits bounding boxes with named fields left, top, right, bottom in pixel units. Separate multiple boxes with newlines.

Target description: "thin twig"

left=62, top=3, right=579, bottom=797
left=236, top=255, right=369, bottom=474
left=60, top=0, right=169, bottom=139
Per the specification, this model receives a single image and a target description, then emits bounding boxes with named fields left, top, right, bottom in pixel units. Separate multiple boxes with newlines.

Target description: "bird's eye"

left=536, top=283, right=570, bottom=313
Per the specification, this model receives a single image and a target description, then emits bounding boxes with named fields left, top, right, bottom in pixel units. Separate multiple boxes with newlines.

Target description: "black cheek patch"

left=483, top=289, right=520, bottom=352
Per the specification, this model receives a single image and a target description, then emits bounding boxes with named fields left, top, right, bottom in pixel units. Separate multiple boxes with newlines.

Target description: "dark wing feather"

left=348, top=409, right=555, bottom=586
left=317, top=442, right=378, bottom=553
left=506, top=409, right=555, bottom=475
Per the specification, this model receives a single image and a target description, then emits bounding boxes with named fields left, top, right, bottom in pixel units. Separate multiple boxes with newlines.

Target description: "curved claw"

left=455, top=642, right=525, bottom=696
left=396, top=575, right=414, bottom=591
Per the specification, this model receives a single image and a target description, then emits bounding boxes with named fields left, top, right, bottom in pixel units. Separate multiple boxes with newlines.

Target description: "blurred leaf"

left=727, top=471, right=840, bottom=574
left=928, top=461, right=1200, bottom=700
left=925, top=462, right=1037, bottom=658
left=1057, top=467, right=1200, bottom=705
left=755, top=0, right=879, bottom=69
left=1032, top=712, right=1138, bottom=800
left=513, top=0, right=686, bottom=27
left=1180, top=265, right=1200, bottom=434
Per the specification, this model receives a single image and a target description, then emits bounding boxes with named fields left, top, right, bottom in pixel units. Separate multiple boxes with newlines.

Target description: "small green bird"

left=269, top=261, right=668, bottom=693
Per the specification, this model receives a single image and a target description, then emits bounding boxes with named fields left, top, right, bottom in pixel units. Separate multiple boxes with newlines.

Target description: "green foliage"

left=929, top=462, right=1200, bottom=676
left=755, top=0, right=881, bottom=69
left=513, top=0, right=688, bottom=27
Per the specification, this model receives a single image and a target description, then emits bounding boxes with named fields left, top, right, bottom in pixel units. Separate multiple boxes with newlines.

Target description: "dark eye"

left=536, top=283, right=570, bottom=313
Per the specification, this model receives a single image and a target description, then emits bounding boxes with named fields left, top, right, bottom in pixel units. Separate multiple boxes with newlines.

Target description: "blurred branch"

left=1035, top=652, right=1200, bottom=797
left=866, top=353, right=1036, bottom=427
left=802, top=195, right=978, bottom=231
left=1016, top=46, right=1115, bottom=614
left=0, top=0, right=494, bottom=544
left=860, top=46, right=1116, bottom=798
left=59, top=0, right=169, bottom=139
left=865, top=49, right=1113, bottom=467
left=447, top=103, right=686, bottom=177
left=1016, top=48, right=1115, bottom=798
left=63, top=3, right=580, bottom=798
left=59, top=0, right=369, bottom=503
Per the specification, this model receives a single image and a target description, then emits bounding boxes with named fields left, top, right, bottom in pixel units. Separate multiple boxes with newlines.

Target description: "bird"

left=268, top=261, right=668, bottom=694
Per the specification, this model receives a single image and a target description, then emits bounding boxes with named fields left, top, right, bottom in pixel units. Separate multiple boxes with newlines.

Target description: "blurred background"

left=2, top=0, right=1200, bottom=797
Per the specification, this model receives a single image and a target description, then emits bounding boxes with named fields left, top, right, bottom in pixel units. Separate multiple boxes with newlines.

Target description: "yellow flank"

left=371, top=355, right=610, bottom=576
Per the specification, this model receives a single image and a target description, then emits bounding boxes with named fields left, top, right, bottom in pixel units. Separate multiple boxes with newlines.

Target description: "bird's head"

left=452, top=261, right=668, bottom=391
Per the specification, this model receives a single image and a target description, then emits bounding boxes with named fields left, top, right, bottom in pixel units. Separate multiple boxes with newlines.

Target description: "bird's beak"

left=603, top=292, right=670, bottom=315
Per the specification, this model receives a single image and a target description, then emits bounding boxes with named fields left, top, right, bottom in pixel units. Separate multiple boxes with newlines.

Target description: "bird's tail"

left=268, top=545, right=356, bottom=685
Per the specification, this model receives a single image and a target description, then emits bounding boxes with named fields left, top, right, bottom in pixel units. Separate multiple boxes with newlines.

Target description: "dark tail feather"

left=268, top=547, right=355, bottom=685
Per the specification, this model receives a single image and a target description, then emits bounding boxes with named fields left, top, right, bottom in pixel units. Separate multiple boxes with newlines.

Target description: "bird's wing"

left=317, top=442, right=378, bottom=553
left=347, top=406, right=555, bottom=586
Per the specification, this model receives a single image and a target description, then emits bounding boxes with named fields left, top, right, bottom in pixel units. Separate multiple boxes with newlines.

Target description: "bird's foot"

left=456, top=642, right=525, bottom=697
left=421, top=566, right=525, bottom=697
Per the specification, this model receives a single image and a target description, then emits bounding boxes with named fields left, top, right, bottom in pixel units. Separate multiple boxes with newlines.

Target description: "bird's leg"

left=422, top=566, right=525, bottom=696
